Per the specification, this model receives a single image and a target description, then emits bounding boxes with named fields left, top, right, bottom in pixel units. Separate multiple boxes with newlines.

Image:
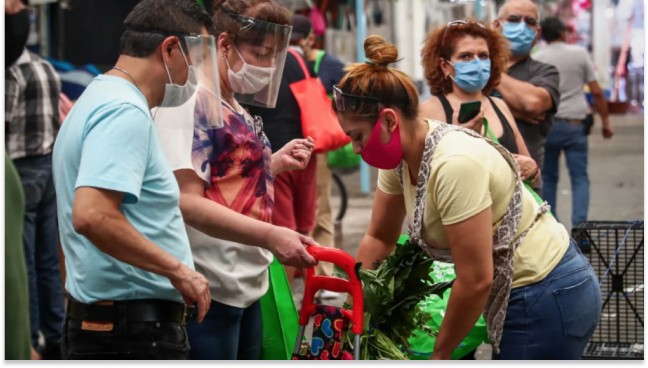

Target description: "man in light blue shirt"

left=52, top=0, right=211, bottom=360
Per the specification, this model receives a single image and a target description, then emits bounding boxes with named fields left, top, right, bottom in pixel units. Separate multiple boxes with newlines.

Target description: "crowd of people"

left=5, top=0, right=612, bottom=360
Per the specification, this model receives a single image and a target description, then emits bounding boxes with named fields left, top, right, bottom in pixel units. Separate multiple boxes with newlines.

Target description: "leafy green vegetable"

left=345, top=240, right=453, bottom=360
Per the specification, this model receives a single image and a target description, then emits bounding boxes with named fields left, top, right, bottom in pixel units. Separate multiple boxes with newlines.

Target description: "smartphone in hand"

left=458, top=100, right=482, bottom=124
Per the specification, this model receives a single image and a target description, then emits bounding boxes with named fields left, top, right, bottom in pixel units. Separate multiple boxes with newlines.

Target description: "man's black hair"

left=540, top=16, right=566, bottom=43
left=120, top=0, right=213, bottom=58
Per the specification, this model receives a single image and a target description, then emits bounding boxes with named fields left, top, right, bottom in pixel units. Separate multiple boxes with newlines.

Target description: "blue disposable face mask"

left=447, top=58, right=492, bottom=93
left=503, top=22, right=537, bottom=56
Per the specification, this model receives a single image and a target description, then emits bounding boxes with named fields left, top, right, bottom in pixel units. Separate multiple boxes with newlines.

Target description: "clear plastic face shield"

left=220, top=6, right=292, bottom=108
left=153, top=33, right=223, bottom=182
left=184, top=33, right=223, bottom=129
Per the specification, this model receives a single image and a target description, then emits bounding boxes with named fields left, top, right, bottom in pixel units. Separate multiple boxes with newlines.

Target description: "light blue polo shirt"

left=53, top=75, right=194, bottom=304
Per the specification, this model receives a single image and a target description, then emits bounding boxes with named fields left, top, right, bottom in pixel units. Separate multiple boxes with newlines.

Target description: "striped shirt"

left=5, top=49, right=61, bottom=160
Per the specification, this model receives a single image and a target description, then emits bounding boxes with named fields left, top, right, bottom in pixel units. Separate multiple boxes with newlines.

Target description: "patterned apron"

left=395, top=121, right=550, bottom=353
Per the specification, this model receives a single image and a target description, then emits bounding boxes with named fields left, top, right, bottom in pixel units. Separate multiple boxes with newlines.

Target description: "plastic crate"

left=572, top=221, right=644, bottom=359
left=581, top=342, right=644, bottom=360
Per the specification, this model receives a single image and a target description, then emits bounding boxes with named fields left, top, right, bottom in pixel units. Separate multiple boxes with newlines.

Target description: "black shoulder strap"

left=436, top=94, right=454, bottom=124
left=486, top=96, right=514, bottom=136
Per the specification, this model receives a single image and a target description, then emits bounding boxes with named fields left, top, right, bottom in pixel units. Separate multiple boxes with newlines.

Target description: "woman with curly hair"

left=420, top=20, right=540, bottom=186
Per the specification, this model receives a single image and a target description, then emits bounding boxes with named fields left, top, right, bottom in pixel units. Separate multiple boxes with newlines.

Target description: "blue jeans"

left=13, top=154, right=65, bottom=350
left=493, top=240, right=602, bottom=360
left=186, top=299, right=262, bottom=360
left=542, top=120, right=590, bottom=227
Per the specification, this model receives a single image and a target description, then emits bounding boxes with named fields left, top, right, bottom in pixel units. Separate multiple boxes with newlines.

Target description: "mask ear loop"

left=162, top=51, right=173, bottom=84
left=178, top=43, right=190, bottom=68
left=178, top=43, right=192, bottom=84
left=233, top=46, right=247, bottom=65
left=163, top=40, right=191, bottom=84
left=376, top=108, right=400, bottom=146
left=444, top=59, right=455, bottom=81
left=223, top=45, right=245, bottom=73
left=223, top=49, right=233, bottom=70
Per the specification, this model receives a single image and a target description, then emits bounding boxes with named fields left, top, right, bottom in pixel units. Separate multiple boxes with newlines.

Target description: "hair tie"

left=364, top=58, right=373, bottom=64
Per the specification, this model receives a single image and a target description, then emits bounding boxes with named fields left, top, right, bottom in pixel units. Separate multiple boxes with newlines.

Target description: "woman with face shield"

left=419, top=20, right=540, bottom=188
left=153, top=0, right=319, bottom=360
left=337, top=35, right=600, bottom=360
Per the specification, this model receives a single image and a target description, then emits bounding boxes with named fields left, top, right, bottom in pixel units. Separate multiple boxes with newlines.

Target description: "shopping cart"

left=292, top=246, right=364, bottom=360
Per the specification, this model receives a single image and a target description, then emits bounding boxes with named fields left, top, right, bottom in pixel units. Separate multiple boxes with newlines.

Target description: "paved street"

left=291, top=113, right=644, bottom=359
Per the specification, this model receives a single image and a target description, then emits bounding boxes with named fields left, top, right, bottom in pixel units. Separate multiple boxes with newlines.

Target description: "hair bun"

left=363, top=35, right=398, bottom=67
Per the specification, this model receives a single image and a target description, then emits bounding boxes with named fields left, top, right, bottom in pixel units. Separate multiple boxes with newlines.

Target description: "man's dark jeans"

left=13, top=153, right=65, bottom=353
left=542, top=120, right=590, bottom=227
left=61, top=315, right=190, bottom=359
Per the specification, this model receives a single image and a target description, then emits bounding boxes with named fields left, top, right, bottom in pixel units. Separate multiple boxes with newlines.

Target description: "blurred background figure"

left=6, top=148, right=37, bottom=361
left=534, top=16, right=613, bottom=229
left=291, top=14, right=346, bottom=98
left=613, top=0, right=644, bottom=109
left=5, top=2, right=65, bottom=357
left=492, top=0, right=561, bottom=197
left=5, top=0, right=34, bottom=359
left=5, top=0, right=29, bottom=67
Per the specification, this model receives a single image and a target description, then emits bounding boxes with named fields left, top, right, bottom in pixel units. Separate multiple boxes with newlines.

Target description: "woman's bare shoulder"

left=490, top=96, right=511, bottom=111
left=419, top=96, right=445, bottom=119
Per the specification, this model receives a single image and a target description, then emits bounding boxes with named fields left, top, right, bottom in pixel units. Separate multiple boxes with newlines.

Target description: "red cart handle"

left=299, top=246, right=364, bottom=335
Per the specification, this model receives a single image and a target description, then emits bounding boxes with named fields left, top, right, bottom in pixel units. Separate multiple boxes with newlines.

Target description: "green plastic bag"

left=408, top=262, right=489, bottom=360
left=395, top=236, right=488, bottom=360
left=260, top=258, right=300, bottom=360
left=327, top=143, right=362, bottom=169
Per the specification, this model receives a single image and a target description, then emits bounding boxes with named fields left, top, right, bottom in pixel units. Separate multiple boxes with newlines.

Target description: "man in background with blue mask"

left=493, top=0, right=561, bottom=196
left=52, top=0, right=212, bottom=359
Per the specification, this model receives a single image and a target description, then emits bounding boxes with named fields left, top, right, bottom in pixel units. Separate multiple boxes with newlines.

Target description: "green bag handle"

left=314, top=50, right=326, bottom=75
left=482, top=118, right=497, bottom=142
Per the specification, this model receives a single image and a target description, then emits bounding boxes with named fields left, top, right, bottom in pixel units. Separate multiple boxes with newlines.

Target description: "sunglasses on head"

left=441, top=20, right=487, bottom=47
left=504, top=14, right=539, bottom=27
left=333, top=85, right=383, bottom=112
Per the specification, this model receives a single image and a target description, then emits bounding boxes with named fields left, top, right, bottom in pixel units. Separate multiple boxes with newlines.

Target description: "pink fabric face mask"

left=360, top=111, right=403, bottom=170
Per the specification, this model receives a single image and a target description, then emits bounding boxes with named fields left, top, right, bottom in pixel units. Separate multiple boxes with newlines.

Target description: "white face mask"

left=160, top=45, right=198, bottom=108
left=225, top=46, right=276, bottom=94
